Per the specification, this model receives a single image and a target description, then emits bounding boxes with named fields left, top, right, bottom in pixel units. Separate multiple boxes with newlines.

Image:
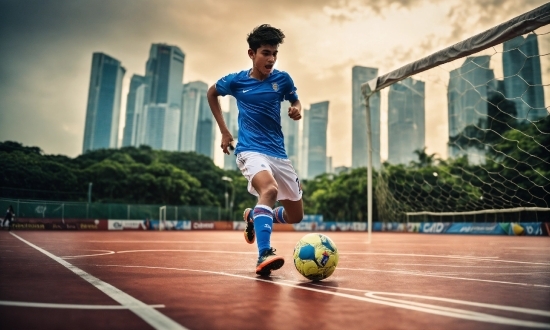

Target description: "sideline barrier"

left=378, top=222, right=548, bottom=236
left=4, top=218, right=549, bottom=236
left=5, top=218, right=108, bottom=230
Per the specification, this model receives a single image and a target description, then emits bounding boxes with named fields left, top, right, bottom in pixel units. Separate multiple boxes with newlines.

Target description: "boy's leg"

left=243, top=208, right=255, bottom=244
left=252, top=204, right=283, bottom=275
left=236, top=152, right=284, bottom=274
left=275, top=199, right=304, bottom=224
left=268, top=155, right=303, bottom=225
left=251, top=170, right=284, bottom=275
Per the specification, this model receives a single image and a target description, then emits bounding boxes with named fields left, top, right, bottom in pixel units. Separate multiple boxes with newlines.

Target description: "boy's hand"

left=288, top=106, right=302, bottom=120
left=220, top=133, right=235, bottom=155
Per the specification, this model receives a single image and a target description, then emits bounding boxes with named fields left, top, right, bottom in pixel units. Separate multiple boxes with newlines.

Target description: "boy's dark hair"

left=247, top=24, right=285, bottom=51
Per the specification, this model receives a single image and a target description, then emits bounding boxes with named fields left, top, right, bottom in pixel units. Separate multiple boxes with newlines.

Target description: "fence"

left=0, top=198, right=228, bottom=221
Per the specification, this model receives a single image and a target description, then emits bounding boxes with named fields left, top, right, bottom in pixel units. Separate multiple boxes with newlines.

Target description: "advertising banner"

left=190, top=221, right=233, bottom=230
left=108, top=219, right=149, bottom=230
left=149, top=220, right=192, bottom=230
left=316, top=222, right=367, bottom=232
left=9, top=218, right=108, bottom=230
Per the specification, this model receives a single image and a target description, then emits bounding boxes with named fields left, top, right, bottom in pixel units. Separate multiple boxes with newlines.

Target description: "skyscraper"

left=448, top=56, right=495, bottom=164
left=122, top=74, right=146, bottom=147
left=281, top=100, right=301, bottom=172
left=194, top=86, right=216, bottom=158
left=83, top=52, right=125, bottom=153
left=180, top=81, right=208, bottom=152
left=223, top=96, right=239, bottom=170
left=140, top=44, right=185, bottom=151
left=352, top=66, right=381, bottom=169
left=307, top=101, right=329, bottom=179
left=388, top=77, right=425, bottom=165
left=300, top=107, right=310, bottom=178
left=503, top=34, right=546, bottom=121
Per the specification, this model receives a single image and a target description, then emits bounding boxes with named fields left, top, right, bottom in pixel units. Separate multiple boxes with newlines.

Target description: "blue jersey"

left=215, top=69, right=299, bottom=159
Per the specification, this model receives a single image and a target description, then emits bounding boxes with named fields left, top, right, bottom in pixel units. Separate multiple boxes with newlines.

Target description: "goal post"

left=361, top=3, right=550, bottom=230
left=159, top=205, right=166, bottom=231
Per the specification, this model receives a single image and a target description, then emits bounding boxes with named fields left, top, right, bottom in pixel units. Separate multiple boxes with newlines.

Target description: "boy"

left=207, top=24, right=304, bottom=276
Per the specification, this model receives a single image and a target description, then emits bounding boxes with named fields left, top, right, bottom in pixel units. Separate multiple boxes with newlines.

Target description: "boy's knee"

left=263, top=185, right=279, bottom=201
left=285, top=212, right=303, bottom=224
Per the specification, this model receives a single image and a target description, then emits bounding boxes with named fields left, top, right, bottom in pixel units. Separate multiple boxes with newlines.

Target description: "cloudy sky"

left=0, top=0, right=547, bottom=168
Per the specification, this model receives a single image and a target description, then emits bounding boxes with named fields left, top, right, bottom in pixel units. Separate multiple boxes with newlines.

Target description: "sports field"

left=0, top=230, right=549, bottom=329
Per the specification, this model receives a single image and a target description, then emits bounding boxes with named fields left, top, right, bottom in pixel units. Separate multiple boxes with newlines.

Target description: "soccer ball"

left=293, top=233, right=339, bottom=281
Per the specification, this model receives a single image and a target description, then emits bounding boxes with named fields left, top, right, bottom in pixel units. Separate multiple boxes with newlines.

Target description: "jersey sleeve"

left=215, top=72, right=237, bottom=96
left=282, top=72, right=299, bottom=103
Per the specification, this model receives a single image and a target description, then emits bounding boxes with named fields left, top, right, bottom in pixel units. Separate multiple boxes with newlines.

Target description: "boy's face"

left=249, top=44, right=278, bottom=76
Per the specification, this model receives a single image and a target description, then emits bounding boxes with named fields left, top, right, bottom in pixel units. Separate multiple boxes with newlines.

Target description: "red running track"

left=0, top=230, right=549, bottom=330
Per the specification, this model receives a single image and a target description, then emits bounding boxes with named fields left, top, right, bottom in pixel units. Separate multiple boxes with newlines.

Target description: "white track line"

left=72, top=250, right=550, bottom=280
left=98, top=264, right=550, bottom=329
left=0, top=300, right=164, bottom=309
left=64, top=249, right=550, bottom=269
left=344, top=252, right=499, bottom=259
left=10, top=233, right=188, bottom=330
left=384, top=263, right=548, bottom=268
left=62, top=250, right=116, bottom=259
left=345, top=252, right=550, bottom=266
left=338, top=267, right=550, bottom=288
left=86, top=241, right=251, bottom=244
left=116, top=249, right=256, bottom=254
left=365, top=292, right=550, bottom=317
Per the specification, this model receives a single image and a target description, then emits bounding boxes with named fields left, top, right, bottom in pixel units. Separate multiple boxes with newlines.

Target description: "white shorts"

left=236, top=151, right=303, bottom=201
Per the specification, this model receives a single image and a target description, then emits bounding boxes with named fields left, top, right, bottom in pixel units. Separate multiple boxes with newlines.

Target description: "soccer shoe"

left=256, top=248, right=285, bottom=276
left=243, top=208, right=255, bottom=244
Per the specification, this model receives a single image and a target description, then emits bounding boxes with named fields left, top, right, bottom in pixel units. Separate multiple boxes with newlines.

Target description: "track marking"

left=116, top=249, right=256, bottom=254
left=10, top=233, right=188, bottom=330
left=67, top=249, right=550, bottom=288
left=345, top=252, right=550, bottom=266
left=98, top=264, right=550, bottom=329
left=86, top=240, right=254, bottom=244
left=113, top=250, right=550, bottom=267
left=0, top=300, right=164, bottom=309
left=61, top=250, right=116, bottom=259
left=338, top=267, right=550, bottom=288
left=384, top=263, right=548, bottom=268
left=344, top=252, right=499, bottom=259
left=364, top=292, right=550, bottom=317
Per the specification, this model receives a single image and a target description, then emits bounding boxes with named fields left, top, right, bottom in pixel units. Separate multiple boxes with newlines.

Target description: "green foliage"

left=302, top=169, right=377, bottom=222
left=0, top=142, right=238, bottom=207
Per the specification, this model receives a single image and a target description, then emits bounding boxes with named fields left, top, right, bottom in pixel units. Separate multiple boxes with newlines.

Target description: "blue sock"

left=273, top=206, right=287, bottom=224
left=253, top=205, right=273, bottom=256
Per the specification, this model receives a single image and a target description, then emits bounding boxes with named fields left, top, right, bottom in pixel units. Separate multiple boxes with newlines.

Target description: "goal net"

left=361, top=4, right=550, bottom=225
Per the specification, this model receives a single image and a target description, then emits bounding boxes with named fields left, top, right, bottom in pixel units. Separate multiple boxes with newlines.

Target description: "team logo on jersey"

left=272, top=82, right=279, bottom=91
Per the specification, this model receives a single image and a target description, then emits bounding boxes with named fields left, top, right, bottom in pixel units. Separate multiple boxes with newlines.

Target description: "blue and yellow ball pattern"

left=293, top=233, right=339, bottom=281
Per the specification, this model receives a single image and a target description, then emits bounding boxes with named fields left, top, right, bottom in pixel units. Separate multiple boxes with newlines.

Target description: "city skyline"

left=0, top=0, right=547, bottom=168
left=88, top=43, right=326, bottom=178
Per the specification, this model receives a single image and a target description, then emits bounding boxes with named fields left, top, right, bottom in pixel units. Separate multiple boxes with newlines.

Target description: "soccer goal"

left=159, top=205, right=166, bottom=231
left=361, top=3, right=550, bottom=237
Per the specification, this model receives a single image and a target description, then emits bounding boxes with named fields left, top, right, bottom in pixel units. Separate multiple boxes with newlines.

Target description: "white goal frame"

left=159, top=205, right=166, bottom=231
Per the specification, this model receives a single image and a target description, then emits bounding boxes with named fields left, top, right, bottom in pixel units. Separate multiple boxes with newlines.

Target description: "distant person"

left=3, top=205, right=15, bottom=230
left=207, top=24, right=304, bottom=276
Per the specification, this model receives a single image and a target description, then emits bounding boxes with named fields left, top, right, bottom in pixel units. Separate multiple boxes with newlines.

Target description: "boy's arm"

left=207, top=84, right=234, bottom=155
left=288, top=100, right=302, bottom=120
